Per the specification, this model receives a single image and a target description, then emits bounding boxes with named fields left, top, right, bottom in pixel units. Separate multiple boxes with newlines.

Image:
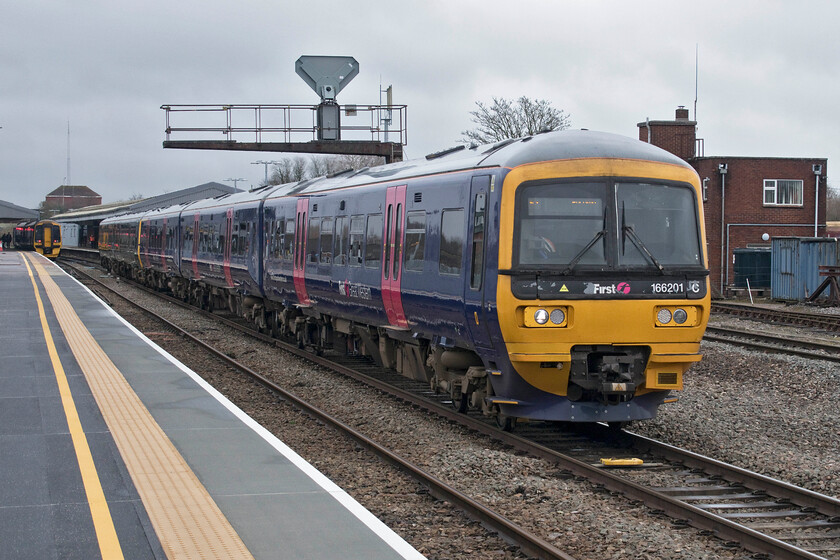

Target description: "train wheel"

left=496, top=413, right=516, bottom=432
left=607, top=421, right=627, bottom=433
left=450, top=386, right=468, bottom=413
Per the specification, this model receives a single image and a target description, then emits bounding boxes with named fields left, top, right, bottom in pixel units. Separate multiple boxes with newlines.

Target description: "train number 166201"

left=651, top=282, right=685, bottom=294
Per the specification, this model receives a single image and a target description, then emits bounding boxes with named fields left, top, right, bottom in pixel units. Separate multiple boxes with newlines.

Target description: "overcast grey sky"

left=1, top=0, right=837, bottom=210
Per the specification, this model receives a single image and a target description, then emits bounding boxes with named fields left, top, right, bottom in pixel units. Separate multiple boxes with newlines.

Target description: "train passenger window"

left=364, top=214, right=382, bottom=268
left=307, top=219, right=320, bottom=264
left=269, top=219, right=280, bottom=259
left=284, top=219, right=295, bottom=261
left=334, top=216, right=348, bottom=266
left=320, top=218, right=334, bottom=264
left=199, top=224, right=208, bottom=253
left=265, top=219, right=274, bottom=257
left=439, top=209, right=465, bottom=275
left=349, top=215, right=365, bottom=266
left=403, top=211, right=426, bottom=272
left=241, top=221, right=250, bottom=256
left=231, top=223, right=239, bottom=255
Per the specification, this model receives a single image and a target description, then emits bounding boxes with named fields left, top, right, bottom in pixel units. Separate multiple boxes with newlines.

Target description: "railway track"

left=61, top=259, right=840, bottom=559
left=712, top=302, right=840, bottom=332
left=704, top=325, right=840, bottom=362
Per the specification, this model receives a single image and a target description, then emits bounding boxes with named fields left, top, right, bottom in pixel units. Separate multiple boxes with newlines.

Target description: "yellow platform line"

left=26, top=254, right=253, bottom=560
left=23, top=255, right=124, bottom=559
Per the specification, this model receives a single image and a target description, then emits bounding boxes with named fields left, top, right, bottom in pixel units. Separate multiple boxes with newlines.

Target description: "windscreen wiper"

left=622, top=224, right=664, bottom=273
left=562, top=229, right=606, bottom=275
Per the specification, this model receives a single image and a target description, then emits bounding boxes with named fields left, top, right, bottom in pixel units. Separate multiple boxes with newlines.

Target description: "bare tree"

left=461, top=96, right=571, bottom=145
left=267, top=156, right=309, bottom=185
left=266, top=154, right=385, bottom=186
left=827, top=184, right=840, bottom=221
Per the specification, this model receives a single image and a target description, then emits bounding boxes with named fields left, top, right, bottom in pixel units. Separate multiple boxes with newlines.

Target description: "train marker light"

left=549, top=308, right=566, bottom=325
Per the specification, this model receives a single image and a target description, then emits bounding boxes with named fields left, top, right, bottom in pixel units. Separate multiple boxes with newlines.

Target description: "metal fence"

left=161, top=103, right=407, bottom=145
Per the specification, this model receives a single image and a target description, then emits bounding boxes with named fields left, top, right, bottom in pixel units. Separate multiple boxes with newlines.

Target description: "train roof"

left=285, top=129, right=692, bottom=196
left=102, top=130, right=694, bottom=224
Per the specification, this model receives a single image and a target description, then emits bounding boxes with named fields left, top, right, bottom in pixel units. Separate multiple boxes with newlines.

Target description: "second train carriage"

left=99, top=130, right=710, bottom=426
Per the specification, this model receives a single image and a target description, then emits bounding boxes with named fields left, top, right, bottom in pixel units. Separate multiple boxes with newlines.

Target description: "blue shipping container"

left=771, top=237, right=840, bottom=301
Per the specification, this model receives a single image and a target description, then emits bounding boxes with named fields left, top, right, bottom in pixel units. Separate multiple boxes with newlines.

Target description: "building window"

left=763, top=179, right=803, bottom=206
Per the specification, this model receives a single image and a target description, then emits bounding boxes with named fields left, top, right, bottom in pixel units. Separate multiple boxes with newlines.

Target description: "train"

left=13, top=219, right=62, bottom=258
left=99, top=130, right=711, bottom=428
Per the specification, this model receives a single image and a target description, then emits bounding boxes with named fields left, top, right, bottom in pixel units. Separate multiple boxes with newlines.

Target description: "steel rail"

left=627, top=431, right=840, bottom=518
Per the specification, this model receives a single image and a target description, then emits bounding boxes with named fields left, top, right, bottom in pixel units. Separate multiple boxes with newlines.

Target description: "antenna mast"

left=694, top=44, right=699, bottom=122
left=66, top=121, right=71, bottom=185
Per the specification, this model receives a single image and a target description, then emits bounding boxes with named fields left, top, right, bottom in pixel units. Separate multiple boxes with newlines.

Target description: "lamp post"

left=224, top=178, right=246, bottom=192
left=252, top=160, right=281, bottom=185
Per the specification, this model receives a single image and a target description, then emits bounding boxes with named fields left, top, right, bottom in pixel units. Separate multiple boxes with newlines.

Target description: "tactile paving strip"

left=29, top=255, right=253, bottom=559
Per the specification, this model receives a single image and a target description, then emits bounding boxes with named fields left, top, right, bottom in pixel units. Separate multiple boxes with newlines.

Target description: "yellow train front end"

left=492, top=156, right=710, bottom=423
left=34, top=221, right=62, bottom=259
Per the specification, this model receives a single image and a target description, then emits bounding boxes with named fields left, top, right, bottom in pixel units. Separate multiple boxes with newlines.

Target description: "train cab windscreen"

left=514, top=180, right=702, bottom=271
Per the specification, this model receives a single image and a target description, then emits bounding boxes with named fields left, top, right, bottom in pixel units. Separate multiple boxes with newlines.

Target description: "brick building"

left=42, top=185, right=102, bottom=216
left=638, top=107, right=827, bottom=296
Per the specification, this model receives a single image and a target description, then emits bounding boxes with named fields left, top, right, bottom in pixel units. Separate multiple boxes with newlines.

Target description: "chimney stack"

left=637, top=106, right=698, bottom=160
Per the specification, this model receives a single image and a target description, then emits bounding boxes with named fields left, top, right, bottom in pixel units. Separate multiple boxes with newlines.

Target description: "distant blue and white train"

left=99, top=130, right=711, bottom=428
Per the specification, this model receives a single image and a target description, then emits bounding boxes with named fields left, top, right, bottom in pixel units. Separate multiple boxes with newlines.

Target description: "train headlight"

left=657, top=308, right=672, bottom=324
left=523, top=306, right=568, bottom=327
left=655, top=306, right=700, bottom=327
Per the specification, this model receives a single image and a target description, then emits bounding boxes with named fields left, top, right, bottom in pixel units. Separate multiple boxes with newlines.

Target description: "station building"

left=0, top=199, right=39, bottom=241
left=54, top=182, right=235, bottom=248
left=638, top=107, right=828, bottom=296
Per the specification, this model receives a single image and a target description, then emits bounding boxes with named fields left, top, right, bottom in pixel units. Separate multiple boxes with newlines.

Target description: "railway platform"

left=0, top=250, right=424, bottom=560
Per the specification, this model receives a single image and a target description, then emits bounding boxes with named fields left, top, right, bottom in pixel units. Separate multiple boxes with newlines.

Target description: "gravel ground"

left=78, top=268, right=840, bottom=559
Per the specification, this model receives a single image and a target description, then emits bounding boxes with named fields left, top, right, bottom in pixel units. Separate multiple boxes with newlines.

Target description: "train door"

left=293, top=198, right=311, bottom=305
left=191, top=213, right=200, bottom=279
left=464, top=175, right=493, bottom=350
left=382, top=185, right=408, bottom=328
left=138, top=220, right=148, bottom=268
left=39, top=223, right=51, bottom=254
left=224, top=208, right=233, bottom=286
left=161, top=218, right=168, bottom=272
